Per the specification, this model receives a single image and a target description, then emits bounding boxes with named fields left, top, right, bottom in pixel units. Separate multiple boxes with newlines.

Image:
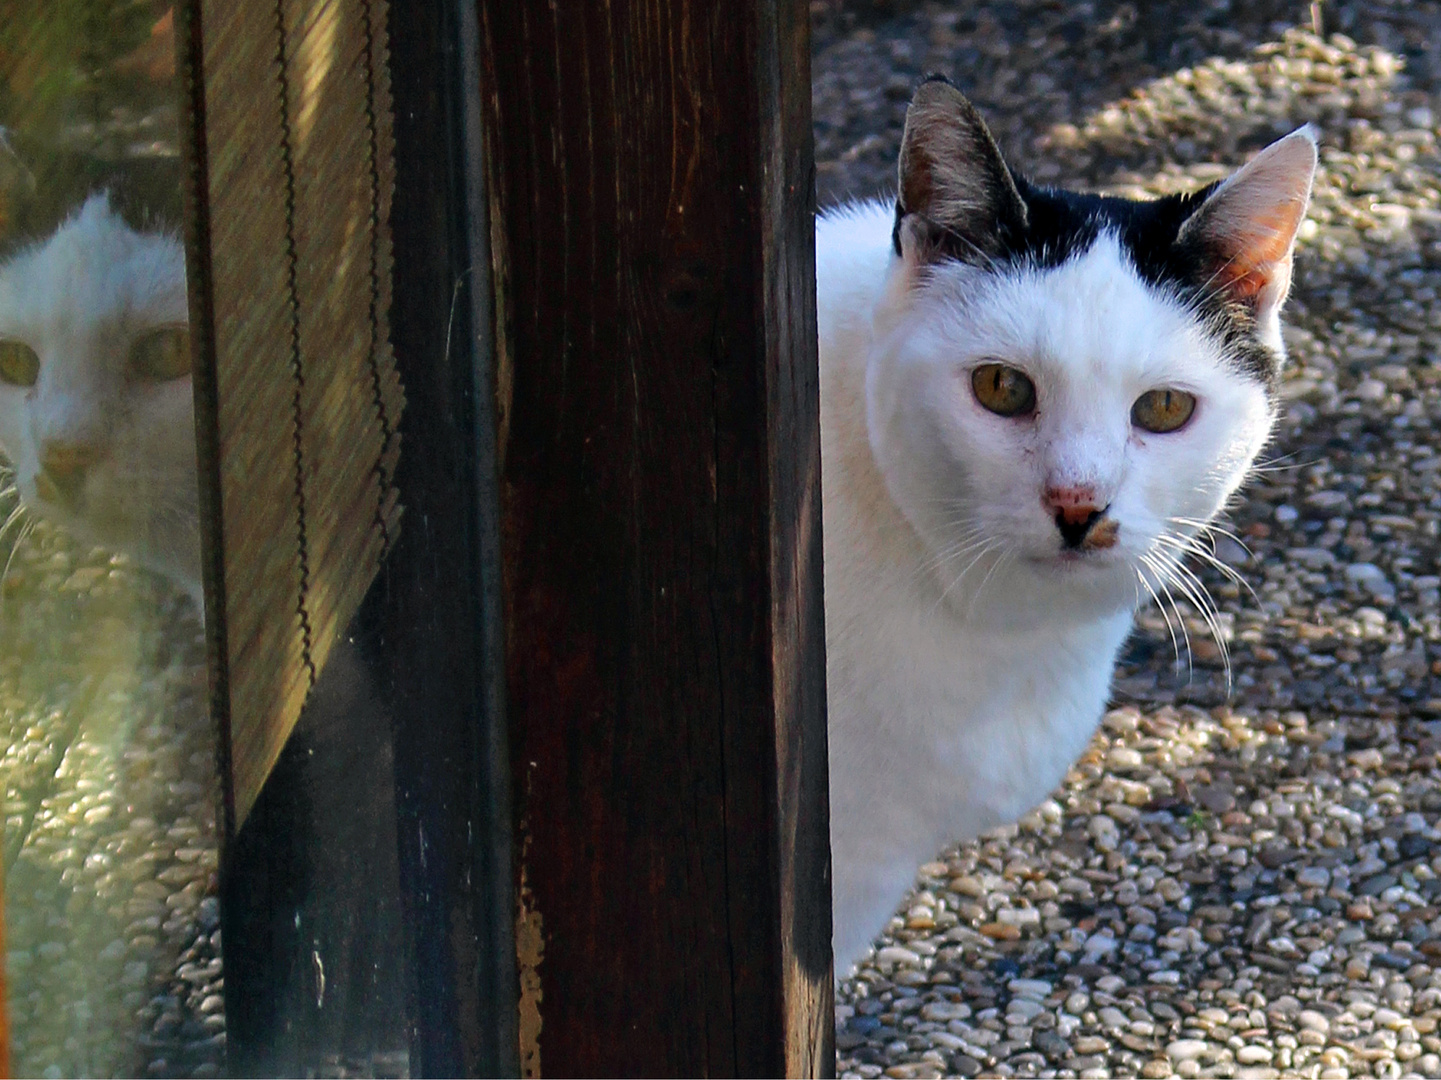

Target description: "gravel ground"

left=814, top=3, right=1441, bottom=1078
left=0, top=513, right=221, bottom=1078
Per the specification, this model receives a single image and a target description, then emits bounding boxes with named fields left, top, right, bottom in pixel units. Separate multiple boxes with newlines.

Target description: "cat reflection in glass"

left=0, top=191, right=199, bottom=603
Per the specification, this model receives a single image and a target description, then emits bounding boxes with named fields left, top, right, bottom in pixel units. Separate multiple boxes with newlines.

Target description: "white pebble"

left=1008, top=978, right=1052, bottom=998
left=1007, top=999, right=1045, bottom=1021
left=1355, top=378, right=1388, bottom=402
left=1107, top=747, right=1144, bottom=770
left=1167, top=1039, right=1209, bottom=1061
left=874, top=945, right=921, bottom=969
left=920, top=1001, right=969, bottom=1023
left=1345, top=562, right=1394, bottom=599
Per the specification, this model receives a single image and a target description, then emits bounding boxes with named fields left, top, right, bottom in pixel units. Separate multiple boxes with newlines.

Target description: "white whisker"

left=1160, top=552, right=1233, bottom=690
left=932, top=539, right=1002, bottom=616
left=1134, top=555, right=1183, bottom=670
left=963, top=547, right=1011, bottom=621
left=1155, top=529, right=1260, bottom=607
left=0, top=517, right=34, bottom=614
left=1140, top=550, right=1193, bottom=679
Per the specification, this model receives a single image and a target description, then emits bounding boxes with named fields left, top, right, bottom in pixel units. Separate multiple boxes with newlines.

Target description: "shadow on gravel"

left=811, top=0, right=1441, bottom=206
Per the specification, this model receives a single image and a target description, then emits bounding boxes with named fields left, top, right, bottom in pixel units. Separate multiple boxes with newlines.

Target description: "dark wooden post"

left=478, top=0, right=834, bottom=1075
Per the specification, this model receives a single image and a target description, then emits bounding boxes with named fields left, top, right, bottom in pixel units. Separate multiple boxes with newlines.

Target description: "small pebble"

left=1166, top=1040, right=1208, bottom=1062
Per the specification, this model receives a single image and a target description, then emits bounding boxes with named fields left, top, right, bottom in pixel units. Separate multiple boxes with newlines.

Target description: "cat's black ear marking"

left=1175, top=126, right=1318, bottom=319
left=895, top=79, right=1028, bottom=267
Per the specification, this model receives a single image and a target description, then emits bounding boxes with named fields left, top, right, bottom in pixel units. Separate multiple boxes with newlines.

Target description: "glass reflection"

left=0, top=4, right=221, bottom=1076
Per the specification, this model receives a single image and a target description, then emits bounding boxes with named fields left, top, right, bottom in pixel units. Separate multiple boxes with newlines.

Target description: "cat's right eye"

left=971, top=362, right=1036, bottom=417
left=129, top=325, right=192, bottom=381
left=0, top=340, right=39, bottom=387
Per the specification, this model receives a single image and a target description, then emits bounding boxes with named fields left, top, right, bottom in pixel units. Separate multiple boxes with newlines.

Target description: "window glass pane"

left=0, top=5, right=222, bottom=1076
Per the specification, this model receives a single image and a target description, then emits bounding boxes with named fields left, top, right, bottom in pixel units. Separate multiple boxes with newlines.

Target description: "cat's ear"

left=894, top=76, right=1028, bottom=269
left=1177, top=127, right=1318, bottom=318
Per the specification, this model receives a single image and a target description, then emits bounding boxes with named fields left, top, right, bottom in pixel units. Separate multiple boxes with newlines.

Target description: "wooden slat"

left=478, top=0, right=834, bottom=1074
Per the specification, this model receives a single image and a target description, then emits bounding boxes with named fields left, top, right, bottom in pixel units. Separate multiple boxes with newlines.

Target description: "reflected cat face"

left=0, top=193, right=199, bottom=597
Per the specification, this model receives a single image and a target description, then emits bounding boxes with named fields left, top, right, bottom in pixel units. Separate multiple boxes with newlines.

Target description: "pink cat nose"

left=1043, top=484, right=1100, bottom=524
left=1043, top=485, right=1114, bottom=550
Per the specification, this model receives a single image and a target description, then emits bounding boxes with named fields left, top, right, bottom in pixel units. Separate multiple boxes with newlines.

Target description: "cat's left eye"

left=0, top=340, right=39, bottom=387
left=128, top=326, right=192, bottom=381
left=972, top=362, right=1037, bottom=417
left=1132, top=388, right=1196, bottom=433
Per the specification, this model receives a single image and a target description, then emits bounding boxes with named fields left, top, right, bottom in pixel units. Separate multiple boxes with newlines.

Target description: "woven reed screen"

left=193, top=0, right=402, bottom=825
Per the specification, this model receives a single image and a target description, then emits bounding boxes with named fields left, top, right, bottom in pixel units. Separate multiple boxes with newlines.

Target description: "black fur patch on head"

left=897, top=171, right=1285, bottom=392
left=892, top=74, right=1289, bottom=393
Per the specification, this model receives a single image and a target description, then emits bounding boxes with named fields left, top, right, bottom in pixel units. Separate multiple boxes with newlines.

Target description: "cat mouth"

left=1028, top=548, right=1119, bottom=571
left=1030, top=515, right=1122, bottom=568
left=34, top=470, right=84, bottom=510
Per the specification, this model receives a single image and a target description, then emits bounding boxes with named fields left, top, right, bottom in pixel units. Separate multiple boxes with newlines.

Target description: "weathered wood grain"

left=479, top=0, right=833, bottom=1074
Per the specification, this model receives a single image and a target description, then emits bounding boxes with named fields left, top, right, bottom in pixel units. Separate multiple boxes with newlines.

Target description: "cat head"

left=869, top=77, right=1316, bottom=628
left=0, top=192, right=199, bottom=597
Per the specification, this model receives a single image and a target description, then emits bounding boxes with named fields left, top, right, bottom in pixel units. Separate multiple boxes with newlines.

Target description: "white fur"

left=0, top=194, right=199, bottom=597
left=819, top=200, right=1277, bottom=972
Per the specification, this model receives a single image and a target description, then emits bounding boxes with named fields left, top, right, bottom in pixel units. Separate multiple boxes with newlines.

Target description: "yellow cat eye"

left=129, top=325, right=192, bottom=382
left=1132, top=388, right=1196, bottom=433
left=971, top=362, right=1036, bottom=417
left=0, top=340, right=39, bottom=387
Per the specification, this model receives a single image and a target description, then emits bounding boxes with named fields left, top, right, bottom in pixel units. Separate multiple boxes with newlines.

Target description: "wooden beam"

left=478, top=0, right=834, bottom=1074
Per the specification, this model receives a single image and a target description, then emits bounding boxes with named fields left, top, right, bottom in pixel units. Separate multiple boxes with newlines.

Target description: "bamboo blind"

left=197, top=0, right=402, bottom=825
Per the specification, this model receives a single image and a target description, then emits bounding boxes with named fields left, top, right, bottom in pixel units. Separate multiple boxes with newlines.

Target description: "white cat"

left=820, top=78, right=1316, bottom=972
left=0, top=192, right=199, bottom=600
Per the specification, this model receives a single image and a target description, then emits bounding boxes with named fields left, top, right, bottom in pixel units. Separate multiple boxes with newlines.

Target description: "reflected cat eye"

left=1132, top=388, right=1196, bottom=433
left=129, top=325, right=192, bottom=381
left=0, top=340, right=39, bottom=387
left=972, top=362, right=1036, bottom=417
